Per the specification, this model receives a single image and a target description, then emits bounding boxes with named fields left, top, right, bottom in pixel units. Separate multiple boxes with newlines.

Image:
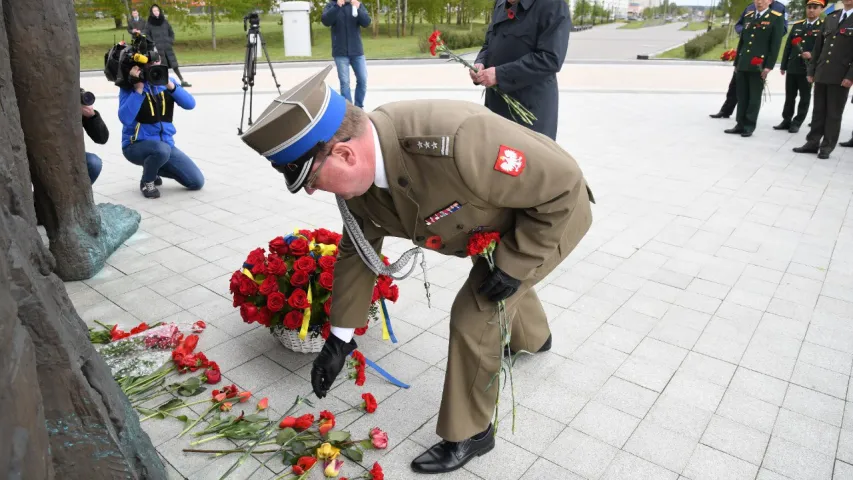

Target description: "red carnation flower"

left=288, top=289, right=310, bottom=310
left=750, top=56, right=763, bottom=66
left=507, top=9, right=515, bottom=19
left=289, top=238, right=309, bottom=256
left=295, top=255, right=316, bottom=273
left=791, top=36, right=803, bottom=46
left=362, top=393, right=378, bottom=413
left=205, top=368, right=221, bottom=384
left=369, top=462, right=384, bottom=480
left=267, top=291, right=286, bottom=312
left=290, top=269, right=309, bottom=288
left=425, top=236, right=442, bottom=250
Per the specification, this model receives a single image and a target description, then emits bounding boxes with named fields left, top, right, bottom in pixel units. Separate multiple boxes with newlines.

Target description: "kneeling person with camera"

left=118, top=64, right=204, bottom=198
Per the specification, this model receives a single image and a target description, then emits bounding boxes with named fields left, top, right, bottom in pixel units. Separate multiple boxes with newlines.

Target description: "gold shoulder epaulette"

left=771, top=10, right=782, bottom=16
left=792, top=18, right=806, bottom=24
left=746, top=11, right=755, bottom=16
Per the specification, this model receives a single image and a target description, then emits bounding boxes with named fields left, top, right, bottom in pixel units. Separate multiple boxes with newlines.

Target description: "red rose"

left=269, top=236, right=288, bottom=256
left=279, top=416, right=296, bottom=429
left=258, top=307, right=272, bottom=327
left=288, top=289, right=309, bottom=310
left=321, top=321, right=331, bottom=339
left=266, top=254, right=288, bottom=276
left=318, top=271, right=334, bottom=290
left=259, top=275, right=279, bottom=296
left=290, top=269, right=309, bottom=288
left=205, top=368, right=221, bottom=384
left=289, top=238, right=309, bottom=256
left=284, top=310, right=304, bottom=329
left=238, top=275, right=258, bottom=296
left=229, top=271, right=242, bottom=295
left=294, top=413, right=314, bottom=431
left=246, top=248, right=266, bottom=267
left=318, top=255, right=336, bottom=272
left=232, top=293, right=246, bottom=308
left=251, top=259, right=266, bottom=276
left=298, top=229, right=315, bottom=241
left=355, top=326, right=368, bottom=336
left=315, top=228, right=338, bottom=245
left=267, top=292, right=286, bottom=312
left=240, top=303, right=260, bottom=323
left=324, top=298, right=332, bottom=316
left=362, top=393, right=377, bottom=413
left=295, top=256, right=316, bottom=273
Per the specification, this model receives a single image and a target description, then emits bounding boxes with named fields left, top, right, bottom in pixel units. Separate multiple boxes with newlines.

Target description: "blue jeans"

left=122, top=140, right=204, bottom=190
left=85, top=152, right=102, bottom=184
left=334, top=55, right=367, bottom=107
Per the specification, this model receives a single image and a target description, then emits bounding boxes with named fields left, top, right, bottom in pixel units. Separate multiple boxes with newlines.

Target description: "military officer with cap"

left=240, top=65, right=594, bottom=474
left=725, top=0, right=786, bottom=137
left=794, top=0, right=853, bottom=158
left=775, top=0, right=825, bottom=133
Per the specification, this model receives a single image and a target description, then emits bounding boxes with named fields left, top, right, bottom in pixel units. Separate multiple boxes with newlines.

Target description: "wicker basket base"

left=274, top=328, right=325, bottom=354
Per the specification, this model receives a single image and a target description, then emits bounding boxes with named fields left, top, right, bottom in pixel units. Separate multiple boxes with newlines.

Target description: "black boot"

left=709, top=111, right=730, bottom=119
left=793, top=143, right=819, bottom=154
left=411, top=424, right=495, bottom=474
left=725, top=125, right=745, bottom=134
left=773, top=120, right=791, bottom=130
left=839, top=138, right=853, bottom=147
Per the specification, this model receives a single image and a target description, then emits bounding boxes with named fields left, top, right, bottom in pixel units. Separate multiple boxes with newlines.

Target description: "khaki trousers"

left=435, top=195, right=593, bottom=442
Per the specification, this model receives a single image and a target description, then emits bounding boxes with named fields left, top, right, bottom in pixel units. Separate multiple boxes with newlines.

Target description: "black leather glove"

left=311, top=333, right=357, bottom=398
left=478, top=266, right=521, bottom=302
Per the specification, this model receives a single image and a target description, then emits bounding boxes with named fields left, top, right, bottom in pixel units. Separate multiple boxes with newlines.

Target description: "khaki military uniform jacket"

left=330, top=100, right=594, bottom=329
left=735, top=8, right=786, bottom=72
left=808, top=10, right=853, bottom=83
left=781, top=18, right=823, bottom=75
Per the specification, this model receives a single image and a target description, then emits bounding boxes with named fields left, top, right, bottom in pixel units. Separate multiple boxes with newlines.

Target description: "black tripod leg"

left=238, top=34, right=255, bottom=134
left=257, top=32, right=281, bottom=94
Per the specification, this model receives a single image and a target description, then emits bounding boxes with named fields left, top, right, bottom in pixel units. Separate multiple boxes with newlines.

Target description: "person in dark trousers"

left=321, top=0, right=372, bottom=108
left=127, top=8, right=146, bottom=36
left=82, top=90, right=108, bottom=184
left=143, top=4, right=191, bottom=87
left=710, top=0, right=787, bottom=119
left=470, top=0, right=572, bottom=140
left=775, top=0, right=825, bottom=133
left=794, top=0, right=853, bottom=158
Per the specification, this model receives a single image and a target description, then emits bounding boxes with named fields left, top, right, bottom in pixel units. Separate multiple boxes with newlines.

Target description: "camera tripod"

left=238, top=20, right=281, bottom=135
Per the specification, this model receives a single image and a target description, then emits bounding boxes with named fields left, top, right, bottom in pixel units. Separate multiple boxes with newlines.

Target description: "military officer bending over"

left=241, top=65, right=594, bottom=474
left=775, top=0, right=825, bottom=133
left=725, top=0, right=785, bottom=137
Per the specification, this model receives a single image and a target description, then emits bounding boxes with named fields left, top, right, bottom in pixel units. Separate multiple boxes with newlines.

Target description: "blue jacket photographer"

left=321, top=0, right=371, bottom=108
left=118, top=66, right=204, bottom=199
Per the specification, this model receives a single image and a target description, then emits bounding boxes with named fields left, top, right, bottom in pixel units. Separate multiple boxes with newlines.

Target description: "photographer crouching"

left=118, top=61, right=204, bottom=199
left=81, top=88, right=107, bottom=184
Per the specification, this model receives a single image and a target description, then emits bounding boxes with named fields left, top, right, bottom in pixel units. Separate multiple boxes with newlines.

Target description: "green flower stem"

left=190, top=433, right=226, bottom=446
left=183, top=448, right=280, bottom=454
left=179, top=401, right=222, bottom=437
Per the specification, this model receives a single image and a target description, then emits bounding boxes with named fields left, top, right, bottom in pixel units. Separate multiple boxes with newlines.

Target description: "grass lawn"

left=77, top=15, right=484, bottom=70
left=656, top=30, right=790, bottom=64
left=619, top=19, right=666, bottom=29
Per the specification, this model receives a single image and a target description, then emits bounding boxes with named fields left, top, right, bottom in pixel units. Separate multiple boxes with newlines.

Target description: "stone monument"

left=0, top=0, right=165, bottom=478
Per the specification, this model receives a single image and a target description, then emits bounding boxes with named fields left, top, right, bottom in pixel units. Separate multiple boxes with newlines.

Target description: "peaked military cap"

left=807, top=0, right=825, bottom=6
left=240, top=64, right=347, bottom=193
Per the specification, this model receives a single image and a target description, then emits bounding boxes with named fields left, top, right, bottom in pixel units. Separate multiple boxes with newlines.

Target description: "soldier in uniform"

left=725, top=0, right=786, bottom=137
left=774, top=0, right=825, bottom=133
left=794, top=0, right=853, bottom=159
left=240, top=65, right=594, bottom=473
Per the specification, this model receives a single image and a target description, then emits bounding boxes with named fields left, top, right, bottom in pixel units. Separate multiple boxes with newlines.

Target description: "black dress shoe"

left=411, top=424, right=495, bottom=474
left=839, top=139, right=853, bottom=147
left=725, top=126, right=745, bottom=134
left=793, top=144, right=819, bottom=153
left=773, top=121, right=791, bottom=130
left=741, top=131, right=753, bottom=137
left=818, top=150, right=830, bottom=159
left=505, top=334, right=552, bottom=357
left=788, top=125, right=800, bottom=133
left=710, top=112, right=730, bottom=119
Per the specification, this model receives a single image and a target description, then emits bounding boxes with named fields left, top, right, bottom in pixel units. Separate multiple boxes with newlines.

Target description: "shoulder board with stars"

left=401, top=136, right=453, bottom=157
left=746, top=11, right=755, bottom=16
left=771, top=10, right=782, bottom=16
left=792, top=18, right=806, bottom=24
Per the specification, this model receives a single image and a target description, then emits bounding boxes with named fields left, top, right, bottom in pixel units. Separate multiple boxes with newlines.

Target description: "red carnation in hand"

left=284, top=310, right=303, bottom=329
left=290, top=269, right=309, bottom=288
left=289, top=238, right=310, bottom=256
left=318, top=271, right=335, bottom=290
left=750, top=56, right=763, bottom=66
left=288, top=289, right=310, bottom=310
left=318, top=255, right=337, bottom=272
left=295, top=255, right=316, bottom=273
left=267, top=291, right=286, bottom=312
left=269, top=236, right=288, bottom=256
left=259, top=275, right=279, bottom=296
left=266, top=254, right=288, bottom=276
left=791, top=36, right=803, bottom=46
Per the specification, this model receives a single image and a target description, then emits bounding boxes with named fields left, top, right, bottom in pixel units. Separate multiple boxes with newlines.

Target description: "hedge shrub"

left=417, top=27, right=486, bottom=54
left=683, top=27, right=729, bottom=59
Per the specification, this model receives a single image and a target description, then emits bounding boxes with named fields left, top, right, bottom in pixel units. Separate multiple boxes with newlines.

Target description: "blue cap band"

left=266, top=86, right=347, bottom=166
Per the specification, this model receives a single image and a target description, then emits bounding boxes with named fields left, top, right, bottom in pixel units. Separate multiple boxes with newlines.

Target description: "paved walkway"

left=70, top=63, right=853, bottom=480
left=564, top=22, right=700, bottom=59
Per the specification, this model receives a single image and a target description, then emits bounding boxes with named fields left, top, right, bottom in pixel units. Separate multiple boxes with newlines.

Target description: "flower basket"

left=229, top=228, right=400, bottom=354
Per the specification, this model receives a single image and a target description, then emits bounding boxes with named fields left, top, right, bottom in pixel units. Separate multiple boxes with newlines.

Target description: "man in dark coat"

left=143, top=4, right=191, bottom=87
left=470, top=0, right=571, bottom=140
left=126, top=8, right=146, bottom=36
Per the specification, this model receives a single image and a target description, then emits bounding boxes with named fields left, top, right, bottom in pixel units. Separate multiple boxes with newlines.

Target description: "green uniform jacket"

left=735, top=8, right=786, bottom=71
left=781, top=18, right=823, bottom=75
left=330, top=100, right=594, bottom=328
left=808, top=10, right=853, bottom=83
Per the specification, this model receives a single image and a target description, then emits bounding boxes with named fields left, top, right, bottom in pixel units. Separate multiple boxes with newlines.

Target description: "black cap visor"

left=272, top=142, right=324, bottom=193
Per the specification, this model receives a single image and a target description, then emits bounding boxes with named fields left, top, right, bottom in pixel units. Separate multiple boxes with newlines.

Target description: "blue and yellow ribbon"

left=379, top=299, right=397, bottom=343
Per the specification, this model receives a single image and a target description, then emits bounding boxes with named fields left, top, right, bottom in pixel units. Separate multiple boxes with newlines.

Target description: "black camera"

left=244, top=12, right=260, bottom=31
left=80, top=88, right=95, bottom=106
left=104, top=33, right=169, bottom=88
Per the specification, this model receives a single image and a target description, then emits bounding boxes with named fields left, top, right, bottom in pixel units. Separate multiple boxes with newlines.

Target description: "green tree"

left=74, top=0, right=132, bottom=29
left=204, top=0, right=274, bottom=49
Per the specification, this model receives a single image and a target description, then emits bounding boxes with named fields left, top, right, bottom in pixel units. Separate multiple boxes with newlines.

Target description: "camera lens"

left=81, top=91, right=96, bottom=106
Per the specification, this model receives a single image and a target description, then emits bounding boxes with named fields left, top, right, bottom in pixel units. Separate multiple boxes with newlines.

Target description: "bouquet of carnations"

left=230, top=228, right=400, bottom=348
left=720, top=49, right=737, bottom=62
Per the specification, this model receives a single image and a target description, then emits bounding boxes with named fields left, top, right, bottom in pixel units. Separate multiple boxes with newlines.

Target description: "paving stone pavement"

left=66, top=65, right=853, bottom=480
